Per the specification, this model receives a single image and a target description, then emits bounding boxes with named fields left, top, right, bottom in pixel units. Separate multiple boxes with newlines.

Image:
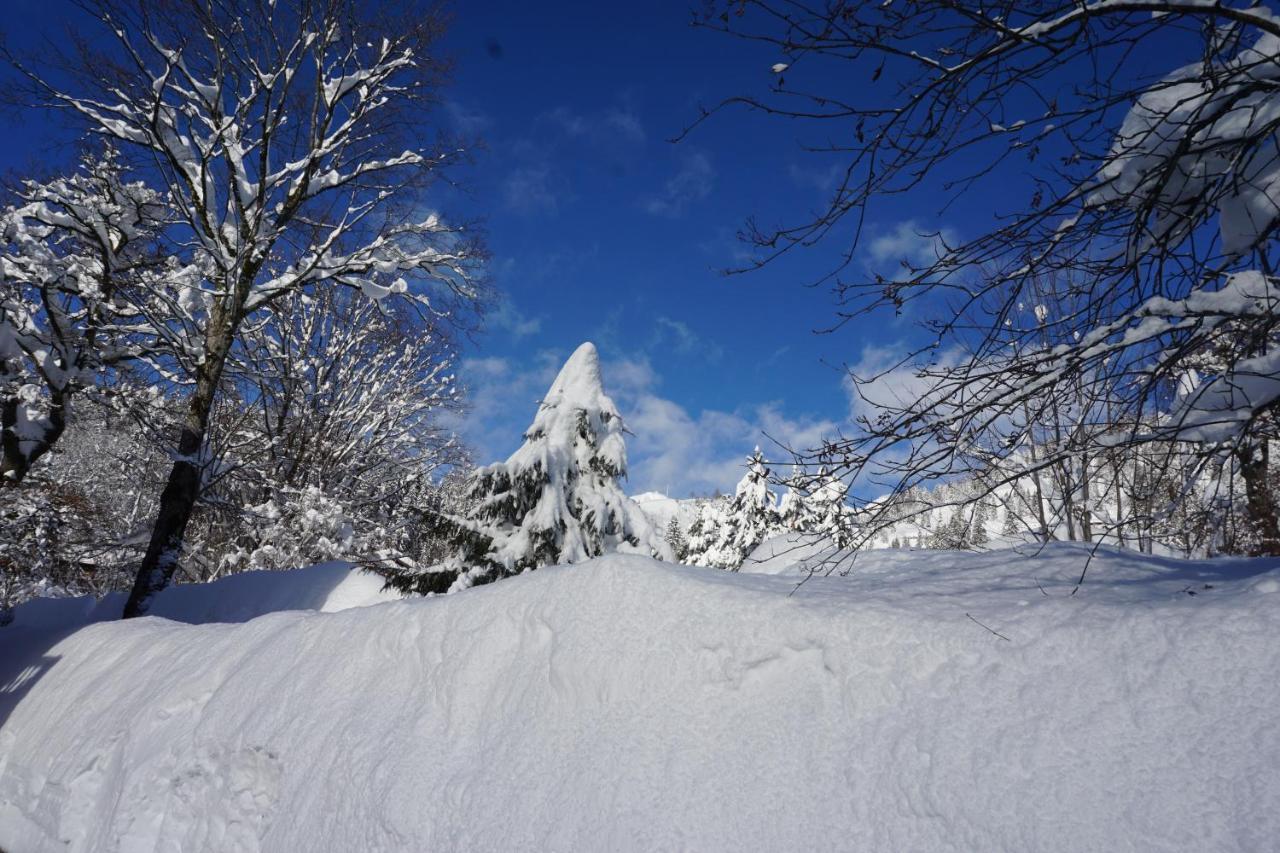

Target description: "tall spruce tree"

left=405, top=342, right=657, bottom=593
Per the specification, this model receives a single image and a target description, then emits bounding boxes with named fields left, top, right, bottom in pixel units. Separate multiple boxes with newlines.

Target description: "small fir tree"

left=665, top=516, right=689, bottom=562
left=698, top=448, right=780, bottom=570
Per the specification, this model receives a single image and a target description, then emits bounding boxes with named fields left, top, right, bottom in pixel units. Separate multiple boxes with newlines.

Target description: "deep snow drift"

left=2, top=545, right=1279, bottom=851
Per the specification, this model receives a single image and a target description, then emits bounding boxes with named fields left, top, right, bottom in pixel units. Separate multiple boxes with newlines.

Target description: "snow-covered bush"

left=219, top=486, right=389, bottom=574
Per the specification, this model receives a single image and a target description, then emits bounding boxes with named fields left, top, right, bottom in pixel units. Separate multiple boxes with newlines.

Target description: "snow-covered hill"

left=630, top=490, right=702, bottom=531
left=3, top=547, right=1278, bottom=851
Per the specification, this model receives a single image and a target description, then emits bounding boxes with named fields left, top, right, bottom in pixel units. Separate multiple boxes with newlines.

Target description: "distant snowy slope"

left=630, top=490, right=701, bottom=531
left=2, top=547, right=1279, bottom=852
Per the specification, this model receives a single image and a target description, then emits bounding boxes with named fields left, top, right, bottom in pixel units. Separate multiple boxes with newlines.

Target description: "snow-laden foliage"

left=400, top=342, right=659, bottom=593
left=0, top=288, right=471, bottom=612
left=0, top=149, right=171, bottom=483
left=1090, top=27, right=1280, bottom=257
left=218, top=486, right=388, bottom=574
left=802, top=469, right=855, bottom=549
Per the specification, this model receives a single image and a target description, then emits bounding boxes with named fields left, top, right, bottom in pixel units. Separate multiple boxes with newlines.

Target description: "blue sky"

left=430, top=0, right=962, bottom=496
left=0, top=0, right=975, bottom=497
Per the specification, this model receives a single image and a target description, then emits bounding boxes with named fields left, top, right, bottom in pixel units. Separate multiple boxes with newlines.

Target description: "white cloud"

left=617, top=367, right=838, bottom=497
left=602, top=108, right=645, bottom=144
left=546, top=105, right=646, bottom=146
left=644, top=151, right=715, bottom=218
left=842, top=342, right=963, bottom=425
left=443, top=99, right=493, bottom=136
left=448, top=352, right=563, bottom=464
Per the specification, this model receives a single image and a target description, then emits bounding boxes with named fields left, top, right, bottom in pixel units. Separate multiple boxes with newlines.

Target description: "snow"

left=4, top=545, right=1279, bottom=851
left=4, top=562, right=397, bottom=633
left=742, top=530, right=844, bottom=575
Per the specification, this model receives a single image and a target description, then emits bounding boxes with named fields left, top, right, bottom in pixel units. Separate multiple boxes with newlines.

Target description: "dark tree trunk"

left=1, top=388, right=68, bottom=485
left=122, top=306, right=238, bottom=618
left=1237, top=440, right=1280, bottom=557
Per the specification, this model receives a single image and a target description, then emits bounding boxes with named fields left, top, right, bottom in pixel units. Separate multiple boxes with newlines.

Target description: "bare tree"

left=691, top=1, right=1280, bottom=556
left=11, top=0, right=484, bottom=614
left=211, top=287, right=468, bottom=571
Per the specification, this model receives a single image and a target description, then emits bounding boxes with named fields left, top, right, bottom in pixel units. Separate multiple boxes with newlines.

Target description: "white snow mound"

left=5, top=561, right=398, bottom=632
left=2, top=546, right=1279, bottom=852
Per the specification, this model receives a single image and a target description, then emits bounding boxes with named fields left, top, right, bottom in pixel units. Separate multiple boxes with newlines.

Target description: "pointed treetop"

left=543, top=341, right=611, bottom=412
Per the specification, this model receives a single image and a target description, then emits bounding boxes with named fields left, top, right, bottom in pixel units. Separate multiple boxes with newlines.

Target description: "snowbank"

left=5, top=561, right=398, bottom=633
left=3, top=546, right=1279, bottom=851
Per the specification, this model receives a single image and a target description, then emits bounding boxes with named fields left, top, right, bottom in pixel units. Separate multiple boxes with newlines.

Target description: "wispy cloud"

left=487, top=297, right=543, bottom=340
left=609, top=354, right=837, bottom=496
left=787, top=161, right=844, bottom=195
left=546, top=105, right=646, bottom=146
left=644, top=150, right=715, bottom=218
left=500, top=101, right=645, bottom=216
left=649, top=316, right=723, bottom=361
left=866, top=220, right=957, bottom=272
left=442, top=99, right=493, bottom=136
left=503, top=165, right=561, bottom=214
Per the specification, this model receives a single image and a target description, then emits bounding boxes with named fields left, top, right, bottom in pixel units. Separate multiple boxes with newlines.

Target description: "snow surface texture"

left=3, top=545, right=1279, bottom=851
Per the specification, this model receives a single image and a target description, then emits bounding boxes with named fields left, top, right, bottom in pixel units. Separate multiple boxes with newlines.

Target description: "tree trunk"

left=1, top=388, right=68, bottom=485
left=1079, top=454, right=1093, bottom=543
left=1237, top=439, right=1280, bottom=557
left=122, top=308, right=238, bottom=618
left=1111, top=451, right=1126, bottom=548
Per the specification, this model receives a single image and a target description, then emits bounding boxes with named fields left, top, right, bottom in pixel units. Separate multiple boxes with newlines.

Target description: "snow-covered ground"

left=2, top=545, right=1278, bottom=851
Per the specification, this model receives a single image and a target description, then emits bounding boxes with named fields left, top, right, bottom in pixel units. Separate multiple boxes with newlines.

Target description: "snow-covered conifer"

left=775, top=468, right=814, bottom=534
left=695, top=448, right=779, bottom=570
left=807, top=468, right=853, bottom=549
left=416, top=342, right=657, bottom=592
left=665, top=516, right=689, bottom=563
left=684, top=497, right=726, bottom=565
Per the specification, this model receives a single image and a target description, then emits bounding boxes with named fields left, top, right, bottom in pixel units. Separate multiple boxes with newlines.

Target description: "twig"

left=966, top=612, right=1012, bottom=641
